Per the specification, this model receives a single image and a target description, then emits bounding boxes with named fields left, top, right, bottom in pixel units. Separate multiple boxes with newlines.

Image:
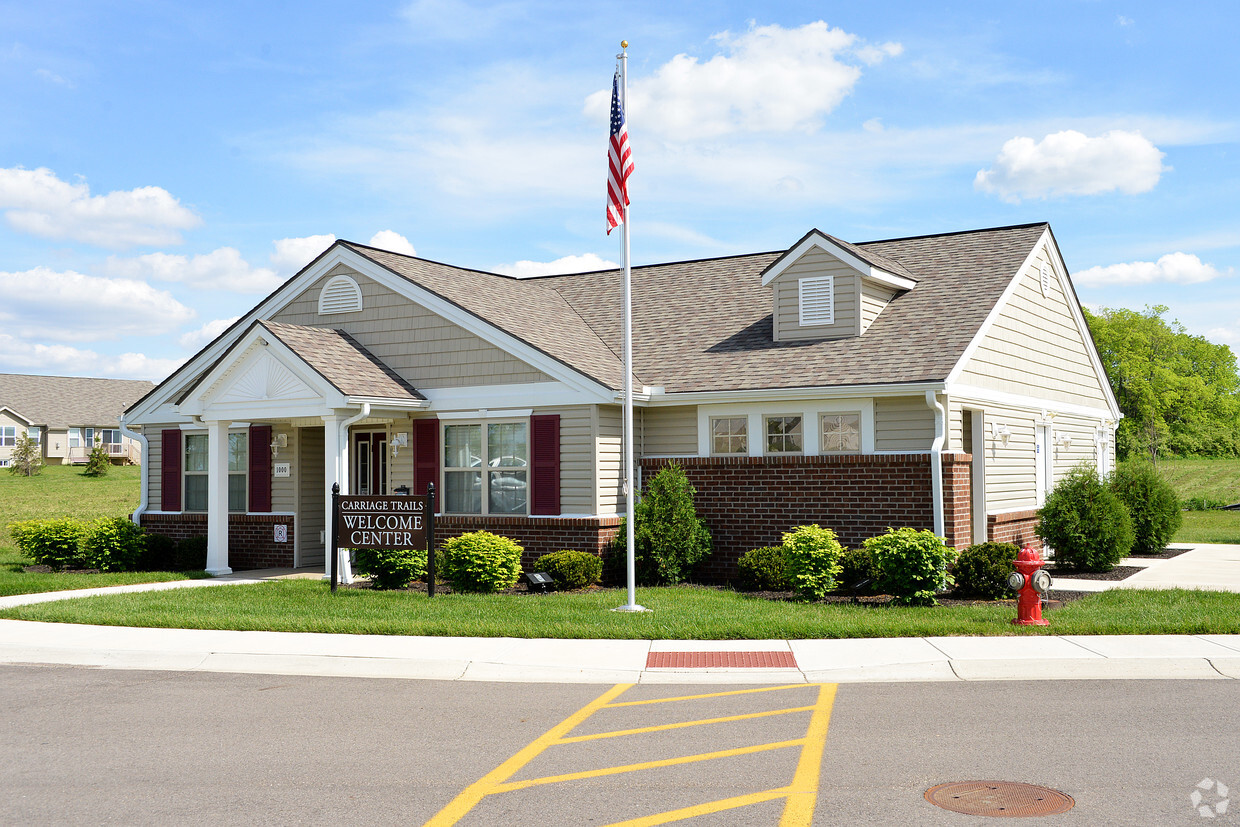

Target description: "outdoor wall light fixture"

left=270, top=432, right=288, bottom=458
left=1055, top=433, right=1072, bottom=449
left=391, top=432, right=409, bottom=457
left=991, top=422, right=1011, bottom=447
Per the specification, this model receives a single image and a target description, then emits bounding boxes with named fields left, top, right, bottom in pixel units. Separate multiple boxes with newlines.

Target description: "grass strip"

left=3, top=580, right=1239, bottom=639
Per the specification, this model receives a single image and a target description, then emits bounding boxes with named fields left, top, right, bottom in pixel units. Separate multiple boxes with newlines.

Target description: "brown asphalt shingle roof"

left=259, top=321, right=425, bottom=401
left=344, top=223, right=1047, bottom=394
left=0, top=374, right=154, bottom=428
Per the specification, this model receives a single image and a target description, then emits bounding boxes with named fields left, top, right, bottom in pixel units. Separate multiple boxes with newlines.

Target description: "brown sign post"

left=330, top=483, right=436, bottom=596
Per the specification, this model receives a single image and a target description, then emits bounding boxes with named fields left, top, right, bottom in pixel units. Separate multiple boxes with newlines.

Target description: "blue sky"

left=2, top=1, right=1237, bottom=381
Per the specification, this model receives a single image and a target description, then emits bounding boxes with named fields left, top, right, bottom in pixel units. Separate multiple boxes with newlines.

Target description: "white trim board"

left=947, top=383, right=1117, bottom=422
left=761, top=230, right=918, bottom=291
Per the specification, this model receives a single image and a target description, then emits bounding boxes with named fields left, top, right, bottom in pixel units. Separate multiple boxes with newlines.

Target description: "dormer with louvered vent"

left=761, top=230, right=918, bottom=342
left=318, top=274, right=363, bottom=315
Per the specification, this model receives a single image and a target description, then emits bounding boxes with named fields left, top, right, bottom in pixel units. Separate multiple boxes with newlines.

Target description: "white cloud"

left=179, top=316, right=241, bottom=351
left=270, top=233, right=337, bottom=275
left=585, top=21, right=902, bottom=141
left=974, top=129, right=1166, bottom=202
left=368, top=230, right=416, bottom=256
left=1207, top=326, right=1240, bottom=346
left=1074, top=252, right=1228, bottom=287
left=0, top=166, right=201, bottom=248
left=106, top=247, right=284, bottom=293
left=493, top=253, right=617, bottom=278
left=0, top=334, right=183, bottom=382
left=0, top=267, right=195, bottom=342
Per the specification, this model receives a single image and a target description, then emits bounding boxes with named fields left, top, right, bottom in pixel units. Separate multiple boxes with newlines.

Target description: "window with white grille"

left=798, top=276, right=834, bottom=326
left=318, top=275, right=363, bottom=315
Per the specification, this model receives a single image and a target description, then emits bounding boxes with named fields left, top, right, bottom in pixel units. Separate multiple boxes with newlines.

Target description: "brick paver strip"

left=645, top=651, right=798, bottom=668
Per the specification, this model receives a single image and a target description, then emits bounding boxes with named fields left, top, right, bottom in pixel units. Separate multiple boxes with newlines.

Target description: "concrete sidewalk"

left=0, top=544, right=1238, bottom=685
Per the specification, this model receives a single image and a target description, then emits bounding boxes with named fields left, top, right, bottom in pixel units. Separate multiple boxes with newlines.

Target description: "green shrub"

left=865, top=527, right=958, bottom=606
left=837, top=546, right=879, bottom=592
left=1037, top=464, right=1133, bottom=572
left=8, top=519, right=87, bottom=569
left=736, top=546, right=791, bottom=592
left=82, top=442, right=111, bottom=477
left=952, top=541, right=1019, bottom=599
left=139, top=533, right=179, bottom=571
left=175, top=536, right=208, bottom=571
left=439, top=531, right=523, bottom=593
left=1182, top=496, right=1229, bottom=511
left=1109, top=461, right=1182, bottom=554
left=353, top=547, right=428, bottom=590
left=531, top=550, right=602, bottom=590
left=80, top=517, right=146, bottom=572
left=611, top=462, right=712, bottom=585
left=780, top=525, right=844, bottom=600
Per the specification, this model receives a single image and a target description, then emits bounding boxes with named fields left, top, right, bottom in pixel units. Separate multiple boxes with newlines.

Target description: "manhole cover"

left=925, top=781, right=1074, bottom=817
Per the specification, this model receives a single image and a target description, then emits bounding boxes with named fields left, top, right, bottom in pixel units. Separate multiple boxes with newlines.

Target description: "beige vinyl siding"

left=771, top=249, right=859, bottom=341
left=597, top=404, right=624, bottom=515
left=44, top=428, right=68, bottom=462
left=859, top=281, right=896, bottom=334
left=1048, top=414, right=1101, bottom=479
left=640, top=405, right=698, bottom=456
left=875, top=397, right=934, bottom=451
left=273, top=270, right=553, bottom=389
left=0, top=410, right=25, bottom=462
left=947, top=399, right=965, bottom=452
left=957, top=245, right=1110, bottom=408
left=297, top=426, right=325, bottom=567
left=271, top=427, right=297, bottom=513
left=538, top=405, right=594, bottom=514
left=147, top=424, right=172, bottom=510
left=975, top=405, right=1038, bottom=514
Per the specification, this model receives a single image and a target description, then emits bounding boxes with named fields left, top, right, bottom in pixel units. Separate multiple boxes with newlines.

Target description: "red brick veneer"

left=138, top=513, right=297, bottom=570
left=987, top=509, right=1042, bottom=552
left=432, top=515, right=621, bottom=571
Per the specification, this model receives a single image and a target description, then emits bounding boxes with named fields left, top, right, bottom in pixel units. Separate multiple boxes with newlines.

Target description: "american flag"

left=606, top=69, right=633, bottom=235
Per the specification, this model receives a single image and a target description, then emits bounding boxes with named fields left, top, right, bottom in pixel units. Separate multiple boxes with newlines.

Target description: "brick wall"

left=140, top=513, right=296, bottom=570
left=987, top=509, right=1042, bottom=552
left=432, top=515, right=621, bottom=571
left=941, top=453, right=973, bottom=548
left=641, top=453, right=975, bottom=583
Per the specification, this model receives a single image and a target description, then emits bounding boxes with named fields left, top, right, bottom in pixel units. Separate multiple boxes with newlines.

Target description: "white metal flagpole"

left=613, top=40, right=646, bottom=613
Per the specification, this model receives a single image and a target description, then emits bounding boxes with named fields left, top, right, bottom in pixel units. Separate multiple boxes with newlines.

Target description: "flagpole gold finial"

left=621, top=40, right=628, bottom=49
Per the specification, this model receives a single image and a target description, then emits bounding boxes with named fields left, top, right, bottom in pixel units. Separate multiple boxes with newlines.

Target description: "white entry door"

left=1035, top=425, right=1049, bottom=506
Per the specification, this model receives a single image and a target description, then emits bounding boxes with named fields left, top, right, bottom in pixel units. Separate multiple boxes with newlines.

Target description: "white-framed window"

left=0, top=459, right=10, bottom=467
left=68, top=427, right=81, bottom=448
left=100, top=429, right=121, bottom=446
left=0, top=426, right=14, bottom=447
left=184, top=432, right=247, bottom=513
left=821, top=412, right=862, bottom=453
left=798, top=275, right=835, bottom=326
left=710, top=416, right=748, bottom=455
left=764, top=415, right=803, bottom=455
left=27, top=426, right=41, bottom=444
left=443, top=420, right=528, bottom=515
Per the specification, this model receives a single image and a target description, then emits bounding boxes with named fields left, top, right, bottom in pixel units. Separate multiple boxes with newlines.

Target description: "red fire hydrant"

left=1008, top=545, right=1052, bottom=626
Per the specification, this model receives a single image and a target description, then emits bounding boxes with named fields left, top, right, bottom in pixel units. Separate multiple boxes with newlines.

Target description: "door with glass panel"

left=353, top=432, right=388, bottom=496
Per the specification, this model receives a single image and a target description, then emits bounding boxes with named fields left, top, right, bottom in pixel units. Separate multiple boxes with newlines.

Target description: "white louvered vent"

left=318, top=275, right=363, bottom=315
left=798, top=275, right=835, bottom=326
left=1040, top=263, right=1052, bottom=298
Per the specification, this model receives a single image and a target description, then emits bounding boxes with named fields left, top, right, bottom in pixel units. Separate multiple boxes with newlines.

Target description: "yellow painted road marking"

left=780, top=683, right=838, bottom=826
left=606, top=683, right=811, bottom=707
left=601, top=789, right=793, bottom=827
left=558, top=704, right=816, bottom=743
left=423, top=682, right=633, bottom=826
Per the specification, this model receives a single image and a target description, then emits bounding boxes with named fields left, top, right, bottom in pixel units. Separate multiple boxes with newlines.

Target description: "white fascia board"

left=947, top=383, right=1119, bottom=422
left=422, top=381, right=611, bottom=411
left=0, top=406, right=34, bottom=426
left=647, top=382, right=945, bottom=407
left=439, top=408, right=534, bottom=420
left=944, top=228, right=1122, bottom=420
left=345, top=396, right=428, bottom=410
left=761, top=231, right=917, bottom=290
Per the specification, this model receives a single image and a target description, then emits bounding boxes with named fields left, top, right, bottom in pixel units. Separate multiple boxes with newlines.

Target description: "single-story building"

left=123, top=222, right=1120, bottom=578
left=0, top=374, right=153, bottom=467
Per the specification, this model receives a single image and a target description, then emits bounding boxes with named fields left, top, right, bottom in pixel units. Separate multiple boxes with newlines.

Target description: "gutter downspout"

left=925, top=390, right=946, bottom=538
left=335, top=403, right=371, bottom=585
left=119, top=413, right=148, bottom=526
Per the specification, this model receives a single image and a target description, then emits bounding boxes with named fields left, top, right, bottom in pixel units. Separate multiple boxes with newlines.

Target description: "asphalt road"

left=2, top=664, right=1237, bottom=825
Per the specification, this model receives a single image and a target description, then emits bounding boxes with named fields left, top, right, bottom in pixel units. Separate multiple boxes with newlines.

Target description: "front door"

left=353, top=432, right=388, bottom=496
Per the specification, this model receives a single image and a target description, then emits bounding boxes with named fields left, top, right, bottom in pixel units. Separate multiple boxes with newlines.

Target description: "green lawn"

left=3, top=579, right=1238, bottom=639
left=0, top=464, right=203, bottom=596
left=1158, top=457, right=1240, bottom=507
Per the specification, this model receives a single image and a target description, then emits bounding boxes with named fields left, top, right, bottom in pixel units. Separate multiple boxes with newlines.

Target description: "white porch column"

left=322, top=414, right=354, bottom=584
left=205, top=419, right=233, bottom=575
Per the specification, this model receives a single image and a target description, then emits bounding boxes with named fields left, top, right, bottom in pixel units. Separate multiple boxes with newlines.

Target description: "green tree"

left=82, top=439, right=111, bottom=477
left=1085, top=304, right=1240, bottom=461
left=8, top=432, right=44, bottom=477
left=611, top=462, right=712, bottom=585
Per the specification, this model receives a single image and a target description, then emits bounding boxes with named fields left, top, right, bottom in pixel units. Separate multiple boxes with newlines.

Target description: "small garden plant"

left=865, top=527, right=957, bottom=606
left=439, top=531, right=523, bottom=593
left=82, top=441, right=111, bottom=477
left=779, top=524, right=844, bottom=600
left=353, top=547, right=428, bottom=590
left=1038, top=464, right=1134, bottom=572
left=952, top=541, right=1019, bottom=599
left=836, top=546, right=878, bottom=593
left=611, top=462, right=711, bottom=585
left=531, top=550, right=602, bottom=590
left=1109, top=461, right=1182, bottom=554
left=736, top=546, right=790, bottom=592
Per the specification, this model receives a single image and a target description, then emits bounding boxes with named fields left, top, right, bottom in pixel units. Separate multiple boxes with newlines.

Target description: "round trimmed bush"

left=1037, top=464, right=1133, bottom=572
left=80, top=517, right=146, bottom=572
left=952, top=542, right=1019, bottom=599
left=837, top=546, right=878, bottom=592
left=736, top=546, right=790, bottom=592
left=1108, top=461, right=1182, bottom=554
left=780, top=524, right=844, bottom=600
left=439, top=531, right=523, bottom=593
left=139, top=533, right=178, bottom=571
left=865, top=527, right=957, bottom=606
left=353, top=547, right=428, bottom=590
left=8, top=518, right=87, bottom=569
left=532, top=550, right=602, bottom=590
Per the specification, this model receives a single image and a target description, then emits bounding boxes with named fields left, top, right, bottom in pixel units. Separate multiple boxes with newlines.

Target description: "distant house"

left=124, top=222, right=1120, bottom=578
left=0, top=374, right=154, bottom=467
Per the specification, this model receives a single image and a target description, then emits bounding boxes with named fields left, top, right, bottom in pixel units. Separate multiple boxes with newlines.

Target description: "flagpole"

left=614, top=40, right=646, bottom=613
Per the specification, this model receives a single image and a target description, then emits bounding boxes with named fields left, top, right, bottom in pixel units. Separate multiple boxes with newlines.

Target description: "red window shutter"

left=249, top=425, right=272, bottom=513
left=530, top=414, right=560, bottom=515
left=413, top=418, right=439, bottom=501
left=161, top=429, right=182, bottom=512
